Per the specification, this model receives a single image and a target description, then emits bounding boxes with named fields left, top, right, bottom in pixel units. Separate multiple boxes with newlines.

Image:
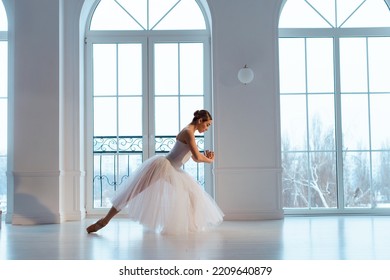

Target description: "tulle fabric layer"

left=111, top=156, right=224, bottom=235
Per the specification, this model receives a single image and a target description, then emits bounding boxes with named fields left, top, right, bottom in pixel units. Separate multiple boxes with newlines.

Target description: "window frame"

left=279, top=7, right=390, bottom=215
left=84, top=0, right=213, bottom=215
left=0, top=8, right=8, bottom=214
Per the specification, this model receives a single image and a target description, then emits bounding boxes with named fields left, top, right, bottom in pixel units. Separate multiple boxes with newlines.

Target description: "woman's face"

left=197, top=119, right=212, bottom=133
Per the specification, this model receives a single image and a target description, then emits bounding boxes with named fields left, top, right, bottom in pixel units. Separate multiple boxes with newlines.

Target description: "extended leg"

left=86, top=207, right=120, bottom=234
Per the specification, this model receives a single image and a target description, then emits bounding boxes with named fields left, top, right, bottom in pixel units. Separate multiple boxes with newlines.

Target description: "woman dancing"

left=86, top=110, right=224, bottom=235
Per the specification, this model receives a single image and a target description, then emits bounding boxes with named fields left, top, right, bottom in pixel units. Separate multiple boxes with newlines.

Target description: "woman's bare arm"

left=179, top=129, right=214, bottom=164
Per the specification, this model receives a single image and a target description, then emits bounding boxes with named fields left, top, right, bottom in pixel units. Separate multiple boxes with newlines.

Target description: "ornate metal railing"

left=93, top=135, right=204, bottom=208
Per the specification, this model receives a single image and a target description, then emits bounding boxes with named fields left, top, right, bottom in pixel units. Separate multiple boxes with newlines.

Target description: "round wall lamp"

left=238, top=65, right=254, bottom=85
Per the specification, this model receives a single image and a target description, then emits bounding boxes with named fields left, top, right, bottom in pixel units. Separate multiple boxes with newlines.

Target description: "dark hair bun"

left=191, top=109, right=212, bottom=124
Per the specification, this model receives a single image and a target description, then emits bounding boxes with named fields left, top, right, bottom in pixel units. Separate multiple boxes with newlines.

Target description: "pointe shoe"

left=86, top=219, right=107, bottom=234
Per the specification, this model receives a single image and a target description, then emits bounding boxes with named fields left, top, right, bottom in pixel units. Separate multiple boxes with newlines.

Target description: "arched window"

left=85, top=0, right=212, bottom=212
left=0, top=2, right=8, bottom=213
left=279, top=0, right=390, bottom=213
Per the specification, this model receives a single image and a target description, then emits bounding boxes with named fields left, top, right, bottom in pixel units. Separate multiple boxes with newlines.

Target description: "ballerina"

left=86, top=109, right=224, bottom=235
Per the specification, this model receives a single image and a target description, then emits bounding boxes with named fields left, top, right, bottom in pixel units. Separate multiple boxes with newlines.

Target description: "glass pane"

left=280, top=95, right=307, bottom=151
left=118, top=44, right=142, bottom=96
left=307, top=0, right=336, bottom=27
left=279, top=38, right=306, bottom=93
left=93, top=151, right=143, bottom=208
left=155, top=44, right=178, bottom=95
left=0, top=42, right=7, bottom=98
left=149, top=0, right=179, bottom=29
left=94, top=97, right=117, bottom=137
left=118, top=154, right=142, bottom=184
left=372, top=151, right=390, bottom=208
left=368, top=37, right=390, bottom=93
left=179, top=96, right=203, bottom=130
left=183, top=159, right=204, bottom=188
left=337, top=0, right=368, bottom=27
left=180, top=43, right=203, bottom=95
left=282, top=152, right=309, bottom=208
left=342, top=0, right=390, bottom=28
left=153, top=0, right=206, bottom=30
left=118, top=97, right=142, bottom=136
left=115, top=0, right=147, bottom=30
left=93, top=44, right=117, bottom=96
left=116, top=153, right=142, bottom=185
left=308, top=94, right=335, bottom=151
left=0, top=2, right=7, bottom=31
left=0, top=99, right=7, bottom=156
left=90, top=0, right=143, bottom=30
left=155, top=97, right=179, bottom=136
left=122, top=153, right=143, bottom=173
left=93, top=154, right=116, bottom=208
left=340, top=38, right=368, bottom=93
left=279, top=0, right=332, bottom=28
left=370, top=94, right=390, bottom=150
left=343, top=152, right=371, bottom=208
left=309, top=152, right=337, bottom=208
left=341, top=94, right=369, bottom=150
left=307, top=38, right=334, bottom=93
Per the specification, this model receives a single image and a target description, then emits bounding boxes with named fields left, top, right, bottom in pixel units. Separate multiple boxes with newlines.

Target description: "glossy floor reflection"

left=1, top=216, right=390, bottom=260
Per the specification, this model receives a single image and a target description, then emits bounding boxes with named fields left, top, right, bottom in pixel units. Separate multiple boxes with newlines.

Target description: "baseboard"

left=60, top=211, right=86, bottom=222
left=12, top=213, right=62, bottom=225
left=222, top=210, right=284, bottom=221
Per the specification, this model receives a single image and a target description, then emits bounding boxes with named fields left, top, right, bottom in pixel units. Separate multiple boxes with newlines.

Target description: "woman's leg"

left=101, top=206, right=120, bottom=224
left=86, top=207, right=119, bottom=233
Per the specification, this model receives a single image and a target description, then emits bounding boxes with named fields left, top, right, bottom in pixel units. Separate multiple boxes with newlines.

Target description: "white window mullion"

left=203, top=37, right=213, bottom=196
left=85, top=38, right=95, bottom=211
left=146, top=37, right=154, bottom=158
left=366, top=37, right=374, bottom=208
left=177, top=43, right=181, bottom=131
left=304, top=38, right=312, bottom=209
left=333, top=35, right=344, bottom=210
left=115, top=43, right=120, bottom=192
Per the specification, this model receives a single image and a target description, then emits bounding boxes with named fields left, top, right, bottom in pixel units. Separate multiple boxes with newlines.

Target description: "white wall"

left=6, top=0, right=284, bottom=224
left=209, top=0, right=283, bottom=219
left=10, top=0, right=61, bottom=224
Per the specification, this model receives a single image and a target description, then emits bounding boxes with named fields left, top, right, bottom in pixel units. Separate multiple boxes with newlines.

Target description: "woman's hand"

left=205, top=150, right=215, bottom=160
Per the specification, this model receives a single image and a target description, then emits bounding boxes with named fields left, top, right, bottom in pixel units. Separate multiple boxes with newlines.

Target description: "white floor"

left=1, top=215, right=390, bottom=260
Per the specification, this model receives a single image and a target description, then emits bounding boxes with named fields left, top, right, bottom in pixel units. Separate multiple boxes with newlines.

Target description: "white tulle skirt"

left=111, top=156, right=224, bottom=235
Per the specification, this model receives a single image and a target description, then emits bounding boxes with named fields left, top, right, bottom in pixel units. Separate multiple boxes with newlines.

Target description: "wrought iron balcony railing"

left=92, top=135, right=205, bottom=208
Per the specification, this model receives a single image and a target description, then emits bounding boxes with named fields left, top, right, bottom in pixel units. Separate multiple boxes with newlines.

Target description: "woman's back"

left=166, top=141, right=192, bottom=168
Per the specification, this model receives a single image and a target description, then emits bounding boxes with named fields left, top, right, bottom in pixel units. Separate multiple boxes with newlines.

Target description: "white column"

left=11, top=0, right=61, bottom=224
left=59, top=0, right=86, bottom=221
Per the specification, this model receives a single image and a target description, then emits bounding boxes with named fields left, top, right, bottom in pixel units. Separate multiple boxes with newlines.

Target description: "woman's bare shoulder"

left=176, top=126, right=193, bottom=143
